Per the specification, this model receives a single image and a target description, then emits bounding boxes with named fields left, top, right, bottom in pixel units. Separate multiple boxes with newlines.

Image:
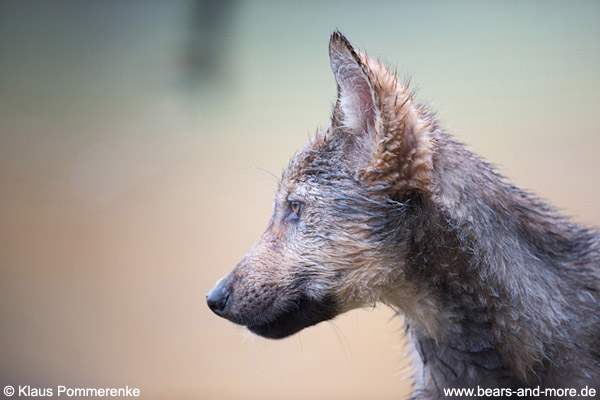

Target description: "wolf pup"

left=207, top=32, right=600, bottom=398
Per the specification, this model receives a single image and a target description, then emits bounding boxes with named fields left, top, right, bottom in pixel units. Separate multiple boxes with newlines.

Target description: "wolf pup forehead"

left=207, top=32, right=600, bottom=396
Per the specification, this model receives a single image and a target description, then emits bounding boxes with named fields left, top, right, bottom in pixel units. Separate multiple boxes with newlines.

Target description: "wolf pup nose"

left=207, top=31, right=600, bottom=397
left=206, top=281, right=230, bottom=317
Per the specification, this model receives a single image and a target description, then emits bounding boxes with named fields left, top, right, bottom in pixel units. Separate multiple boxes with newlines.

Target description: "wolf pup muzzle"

left=207, top=278, right=337, bottom=339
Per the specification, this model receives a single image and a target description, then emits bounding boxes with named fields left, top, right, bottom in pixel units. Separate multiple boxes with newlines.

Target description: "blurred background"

left=1, top=1, right=599, bottom=399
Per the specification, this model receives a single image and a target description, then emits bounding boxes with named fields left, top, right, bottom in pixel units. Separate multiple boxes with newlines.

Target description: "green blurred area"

left=1, top=1, right=599, bottom=399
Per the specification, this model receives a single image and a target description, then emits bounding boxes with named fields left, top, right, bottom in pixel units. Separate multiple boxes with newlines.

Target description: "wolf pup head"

left=207, top=32, right=438, bottom=339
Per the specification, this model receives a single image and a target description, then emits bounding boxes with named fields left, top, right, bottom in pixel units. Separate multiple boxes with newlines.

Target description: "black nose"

left=206, top=283, right=230, bottom=317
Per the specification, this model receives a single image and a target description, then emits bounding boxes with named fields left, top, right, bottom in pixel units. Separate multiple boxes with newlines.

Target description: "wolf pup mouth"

left=245, top=296, right=337, bottom=339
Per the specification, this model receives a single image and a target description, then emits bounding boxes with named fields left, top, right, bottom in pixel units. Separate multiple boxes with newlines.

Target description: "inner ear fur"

left=329, top=31, right=436, bottom=197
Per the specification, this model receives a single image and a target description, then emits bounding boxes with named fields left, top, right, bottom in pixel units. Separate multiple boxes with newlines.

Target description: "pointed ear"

left=329, top=32, right=436, bottom=197
left=329, top=31, right=376, bottom=136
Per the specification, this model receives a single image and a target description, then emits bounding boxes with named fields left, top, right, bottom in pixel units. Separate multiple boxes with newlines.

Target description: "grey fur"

left=208, top=32, right=600, bottom=399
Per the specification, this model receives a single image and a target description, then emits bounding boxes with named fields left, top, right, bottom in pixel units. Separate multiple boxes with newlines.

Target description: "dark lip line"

left=244, top=302, right=299, bottom=331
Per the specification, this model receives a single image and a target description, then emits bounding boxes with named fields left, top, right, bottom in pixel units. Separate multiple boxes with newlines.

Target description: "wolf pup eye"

left=286, top=200, right=303, bottom=221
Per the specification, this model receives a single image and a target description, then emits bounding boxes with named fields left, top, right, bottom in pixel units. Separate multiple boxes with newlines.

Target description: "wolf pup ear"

left=329, top=31, right=377, bottom=137
left=329, top=31, right=436, bottom=197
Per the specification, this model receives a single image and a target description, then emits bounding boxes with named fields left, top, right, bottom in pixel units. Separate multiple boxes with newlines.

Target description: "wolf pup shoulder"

left=207, top=32, right=600, bottom=398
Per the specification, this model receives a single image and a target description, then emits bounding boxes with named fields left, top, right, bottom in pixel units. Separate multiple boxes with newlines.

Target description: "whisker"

left=235, top=166, right=281, bottom=185
left=328, top=320, right=353, bottom=363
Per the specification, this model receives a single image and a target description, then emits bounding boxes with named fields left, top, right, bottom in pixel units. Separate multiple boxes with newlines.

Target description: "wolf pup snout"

left=208, top=253, right=339, bottom=339
left=207, top=31, right=600, bottom=397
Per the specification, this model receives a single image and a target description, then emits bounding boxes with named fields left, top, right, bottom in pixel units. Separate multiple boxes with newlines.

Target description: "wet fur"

left=208, top=32, right=600, bottom=398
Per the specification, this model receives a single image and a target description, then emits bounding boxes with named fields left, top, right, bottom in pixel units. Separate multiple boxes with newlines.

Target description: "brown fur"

left=207, top=32, right=600, bottom=399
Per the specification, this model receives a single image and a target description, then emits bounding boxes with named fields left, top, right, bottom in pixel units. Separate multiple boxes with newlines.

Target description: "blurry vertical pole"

left=184, top=0, right=237, bottom=91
